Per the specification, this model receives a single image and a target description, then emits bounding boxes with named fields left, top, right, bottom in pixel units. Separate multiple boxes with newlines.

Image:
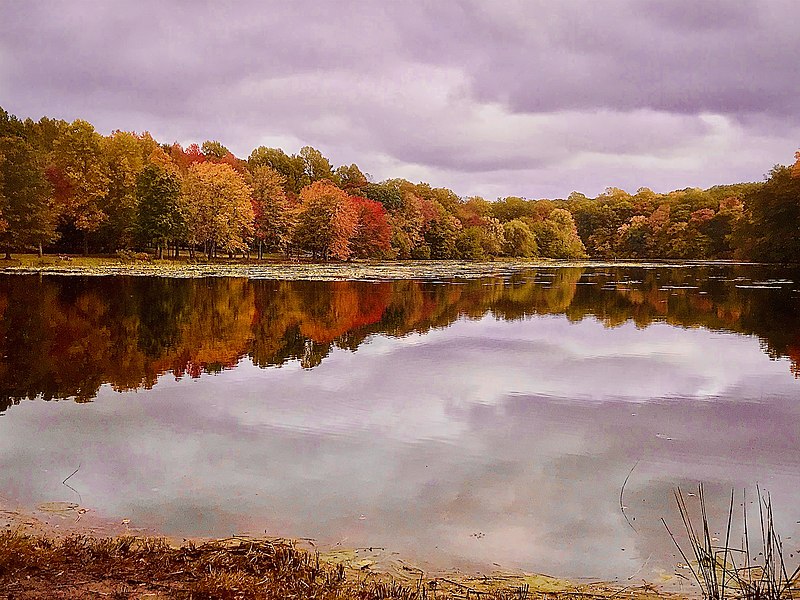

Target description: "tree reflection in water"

left=1, top=265, right=799, bottom=412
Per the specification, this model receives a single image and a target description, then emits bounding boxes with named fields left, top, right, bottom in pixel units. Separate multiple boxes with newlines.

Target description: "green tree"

left=136, top=164, right=184, bottom=258
left=502, top=219, right=537, bottom=257
left=739, top=164, right=800, bottom=262
left=248, top=147, right=307, bottom=193
left=422, top=201, right=460, bottom=259
left=0, top=107, right=25, bottom=138
left=363, top=181, right=404, bottom=212
left=299, top=146, right=335, bottom=183
left=201, top=140, right=230, bottom=160
left=0, top=136, right=58, bottom=258
left=335, top=163, right=368, bottom=194
left=533, top=208, right=587, bottom=258
left=455, top=227, right=486, bottom=260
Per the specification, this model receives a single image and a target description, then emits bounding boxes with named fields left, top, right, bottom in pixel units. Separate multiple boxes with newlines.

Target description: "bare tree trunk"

left=38, top=243, right=43, bottom=258
left=83, top=233, right=89, bottom=256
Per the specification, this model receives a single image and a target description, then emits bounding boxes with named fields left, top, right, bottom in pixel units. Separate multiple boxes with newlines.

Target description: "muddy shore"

left=0, top=501, right=680, bottom=600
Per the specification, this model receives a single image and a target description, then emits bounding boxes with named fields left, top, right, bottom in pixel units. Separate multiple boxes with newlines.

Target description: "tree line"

left=1, top=107, right=798, bottom=262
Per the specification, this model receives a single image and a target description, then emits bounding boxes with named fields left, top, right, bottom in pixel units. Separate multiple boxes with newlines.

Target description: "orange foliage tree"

left=293, top=181, right=357, bottom=260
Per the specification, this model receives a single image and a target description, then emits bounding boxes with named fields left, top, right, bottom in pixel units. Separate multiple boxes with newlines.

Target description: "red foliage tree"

left=349, top=196, right=392, bottom=258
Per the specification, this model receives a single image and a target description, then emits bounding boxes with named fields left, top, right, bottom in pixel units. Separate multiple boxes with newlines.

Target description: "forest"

left=1, top=107, right=799, bottom=262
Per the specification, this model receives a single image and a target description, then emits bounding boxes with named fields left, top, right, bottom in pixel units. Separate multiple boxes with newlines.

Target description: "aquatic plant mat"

left=0, top=530, right=677, bottom=600
left=663, top=486, right=800, bottom=600
left=0, top=254, right=741, bottom=281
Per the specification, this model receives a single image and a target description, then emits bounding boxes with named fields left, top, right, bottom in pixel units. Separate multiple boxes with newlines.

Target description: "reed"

left=663, top=485, right=799, bottom=600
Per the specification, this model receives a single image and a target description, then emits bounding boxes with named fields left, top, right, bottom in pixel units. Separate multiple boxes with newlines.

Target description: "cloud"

left=1, top=314, right=799, bottom=578
left=1, top=0, right=798, bottom=198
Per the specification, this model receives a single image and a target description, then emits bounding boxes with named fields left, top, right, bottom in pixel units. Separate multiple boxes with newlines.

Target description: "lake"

left=1, top=264, right=799, bottom=584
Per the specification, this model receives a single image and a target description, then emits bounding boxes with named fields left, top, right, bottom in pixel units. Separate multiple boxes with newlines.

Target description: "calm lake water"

left=1, top=265, right=799, bottom=583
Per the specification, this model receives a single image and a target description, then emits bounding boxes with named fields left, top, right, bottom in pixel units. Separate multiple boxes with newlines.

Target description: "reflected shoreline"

left=2, top=264, right=800, bottom=410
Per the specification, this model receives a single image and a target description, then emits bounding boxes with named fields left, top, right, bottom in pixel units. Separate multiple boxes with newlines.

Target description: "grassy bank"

left=0, top=529, right=674, bottom=600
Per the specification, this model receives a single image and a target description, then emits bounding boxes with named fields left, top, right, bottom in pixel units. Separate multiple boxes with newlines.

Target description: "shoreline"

left=0, top=500, right=681, bottom=599
left=0, top=255, right=758, bottom=281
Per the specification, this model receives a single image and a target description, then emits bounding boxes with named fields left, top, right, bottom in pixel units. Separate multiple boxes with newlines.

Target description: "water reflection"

left=1, top=266, right=799, bottom=409
left=0, top=266, right=799, bottom=581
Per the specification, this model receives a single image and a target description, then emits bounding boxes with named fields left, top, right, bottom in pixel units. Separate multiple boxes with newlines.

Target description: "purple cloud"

left=1, top=0, right=798, bottom=198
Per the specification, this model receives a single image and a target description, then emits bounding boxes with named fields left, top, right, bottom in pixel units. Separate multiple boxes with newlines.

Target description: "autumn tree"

left=168, top=142, right=206, bottom=174
left=100, top=130, right=158, bottom=250
left=251, top=165, right=295, bottom=258
left=388, top=191, right=426, bottom=258
left=349, top=196, right=392, bottom=258
left=490, top=196, right=537, bottom=222
left=293, top=181, right=357, bottom=260
left=49, top=120, right=110, bottom=254
left=180, top=162, right=254, bottom=258
left=413, top=183, right=461, bottom=215
left=201, top=141, right=248, bottom=175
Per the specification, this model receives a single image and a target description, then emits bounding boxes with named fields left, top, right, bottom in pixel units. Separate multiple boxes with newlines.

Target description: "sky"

left=1, top=0, right=799, bottom=199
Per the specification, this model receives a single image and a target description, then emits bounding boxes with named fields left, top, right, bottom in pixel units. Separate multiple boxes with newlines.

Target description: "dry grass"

left=0, top=531, right=356, bottom=598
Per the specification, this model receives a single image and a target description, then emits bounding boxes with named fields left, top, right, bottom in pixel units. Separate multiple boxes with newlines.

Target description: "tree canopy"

left=0, top=106, right=797, bottom=263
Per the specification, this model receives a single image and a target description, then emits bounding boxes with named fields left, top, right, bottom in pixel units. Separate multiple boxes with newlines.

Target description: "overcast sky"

left=2, top=0, right=799, bottom=199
